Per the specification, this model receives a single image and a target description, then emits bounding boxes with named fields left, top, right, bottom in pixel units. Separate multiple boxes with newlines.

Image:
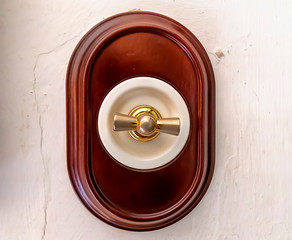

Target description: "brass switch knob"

left=114, top=105, right=180, bottom=142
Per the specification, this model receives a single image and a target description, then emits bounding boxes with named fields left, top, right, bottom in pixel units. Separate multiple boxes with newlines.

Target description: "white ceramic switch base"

left=98, top=77, right=190, bottom=170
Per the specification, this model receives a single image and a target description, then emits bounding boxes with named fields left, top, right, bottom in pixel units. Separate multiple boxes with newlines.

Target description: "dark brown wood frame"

left=66, top=11, right=215, bottom=231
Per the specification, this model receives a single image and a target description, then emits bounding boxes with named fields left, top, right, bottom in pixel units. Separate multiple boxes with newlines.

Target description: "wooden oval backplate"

left=66, top=11, right=215, bottom=231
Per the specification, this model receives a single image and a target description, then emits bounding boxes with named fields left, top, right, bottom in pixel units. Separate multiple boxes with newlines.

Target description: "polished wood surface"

left=66, top=11, right=215, bottom=231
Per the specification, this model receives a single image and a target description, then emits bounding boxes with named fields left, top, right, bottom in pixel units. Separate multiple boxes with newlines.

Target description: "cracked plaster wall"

left=0, top=0, right=292, bottom=239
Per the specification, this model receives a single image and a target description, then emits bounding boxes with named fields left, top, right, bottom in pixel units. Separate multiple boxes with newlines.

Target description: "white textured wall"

left=0, top=0, right=291, bottom=239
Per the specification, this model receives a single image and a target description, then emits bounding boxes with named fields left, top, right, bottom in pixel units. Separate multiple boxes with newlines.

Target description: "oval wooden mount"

left=66, top=11, right=215, bottom=231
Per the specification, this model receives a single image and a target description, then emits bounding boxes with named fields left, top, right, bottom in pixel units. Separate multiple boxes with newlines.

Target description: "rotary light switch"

left=97, top=77, right=191, bottom=170
left=113, top=105, right=180, bottom=142
left=66, top=11, right=215, bottom=232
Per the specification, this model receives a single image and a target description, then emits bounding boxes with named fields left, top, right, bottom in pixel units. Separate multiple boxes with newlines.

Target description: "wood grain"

left=66, top=11, right=215, bottom=231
